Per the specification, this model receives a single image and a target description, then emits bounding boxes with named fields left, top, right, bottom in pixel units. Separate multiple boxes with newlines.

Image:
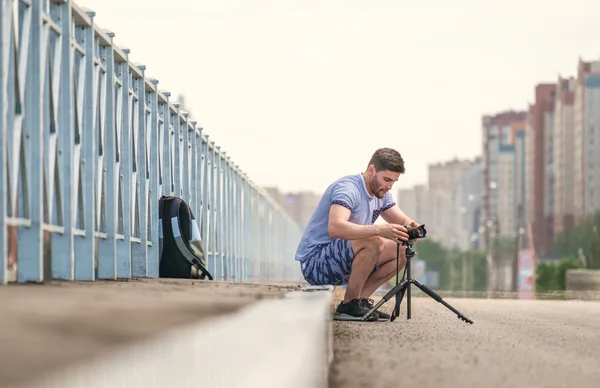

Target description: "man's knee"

left=355, top=236, right=384, bottom=257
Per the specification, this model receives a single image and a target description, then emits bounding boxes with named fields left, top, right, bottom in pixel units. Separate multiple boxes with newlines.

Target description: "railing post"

left=74, top=9, right=97, bottom=281
left=210, top=140, right=218, bottom=278
left=172, top=102, right=182, bottom=198
left=227, top=157, right=234, bottom=280
left=0, top=0, right=10, bottom=285
left=233, top=163, right=240, bottom=281
left=190, top=122, right=199, bottom=221
left=222, top=153, right=229, bottom=280
left=255, top=188, right=261, bottom=281
left=181, top=112, right=190, bottom=205
left=161, top=92, right=173, bottom=196
left=201, top=134, right=211, bottom=275
left=215, top=146, right=223, bottom=280
left=131, top=64, right=149, bottom=278
left=253, top=185, right=259, bottom=282
left=148, top=79, right=160, bottom=278
left=116, top=48, right=132, bottom=279
left=244, top=179, right=249, bottom=282
left=18, top=0, right=44, bottom=282
left=262, top=196, right=268, bottom=281
left=50, top=0, right=76, bottom=281
left=97, top=31, right=118, bottom=280
left=196, top=127, right=204, bottom=230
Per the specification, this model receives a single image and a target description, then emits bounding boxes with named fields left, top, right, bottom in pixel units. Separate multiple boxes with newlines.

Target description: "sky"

left=78, top=0, right=600, bottom=195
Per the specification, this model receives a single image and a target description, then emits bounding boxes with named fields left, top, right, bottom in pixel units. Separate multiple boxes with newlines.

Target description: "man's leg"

left=360, top=239, right=407, bottom=299
left=345, top=236, right=384, bottom=302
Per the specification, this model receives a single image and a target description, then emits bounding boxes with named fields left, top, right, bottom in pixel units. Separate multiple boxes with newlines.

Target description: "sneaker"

left=334, top=299, right=379, bottom=321
left=360, top=298, right=390, bottom=322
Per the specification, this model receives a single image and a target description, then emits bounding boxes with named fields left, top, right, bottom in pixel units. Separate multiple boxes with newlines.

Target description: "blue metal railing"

left=0, top=0, right=304, bottom=284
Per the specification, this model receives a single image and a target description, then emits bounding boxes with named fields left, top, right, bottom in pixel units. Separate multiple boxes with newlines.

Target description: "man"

left=295, top=148, right=419, bottom=322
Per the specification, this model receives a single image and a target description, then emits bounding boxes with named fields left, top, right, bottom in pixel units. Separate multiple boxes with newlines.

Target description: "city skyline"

left=396, top=54, right=600, bottom=263
left=78, top=0, right=600, bottom=194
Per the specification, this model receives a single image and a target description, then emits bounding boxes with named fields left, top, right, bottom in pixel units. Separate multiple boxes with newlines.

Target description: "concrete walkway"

left=1, top=279, right=312, bottom=387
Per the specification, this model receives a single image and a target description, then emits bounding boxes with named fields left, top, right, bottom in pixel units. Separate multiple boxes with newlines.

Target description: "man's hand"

left=376, top=223, right=409, bottom=242
left=407, top=220, right=420, bottom=228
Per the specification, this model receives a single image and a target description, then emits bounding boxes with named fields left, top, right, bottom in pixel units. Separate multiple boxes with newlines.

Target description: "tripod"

left=361, top=240, right=473, bottom=324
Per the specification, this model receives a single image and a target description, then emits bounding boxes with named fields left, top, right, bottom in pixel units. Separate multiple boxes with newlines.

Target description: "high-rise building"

left=580, top=62, right=600, bottom=217
left=428, top=158, right=472, bottom=249
left=513, top=121, right=527, bottom=249
left=525, top=84, right=556, bottom=257
left=396, top=184, right=429, bottom=229
left=497, top=119, right=526, bottom=237
left=482, top=111, right=527, bottom=250
left=525, top=104, right=535, bottom=241
left=456, top=158, right=483, bottom=251
left=574, top=61, right=588, bottom=225
left=553, top=76, right=576, bottom=237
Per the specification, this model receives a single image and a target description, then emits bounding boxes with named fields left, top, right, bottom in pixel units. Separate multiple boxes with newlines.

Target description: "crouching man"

left=295, top=148, right=420, bottom=322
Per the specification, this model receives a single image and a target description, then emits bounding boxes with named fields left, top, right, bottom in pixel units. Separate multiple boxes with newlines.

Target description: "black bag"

left=158, top=195, right=213, bottom=280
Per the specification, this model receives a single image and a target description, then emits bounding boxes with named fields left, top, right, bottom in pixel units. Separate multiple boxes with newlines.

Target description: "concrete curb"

left=566, top=269, right=600, bottom=291
left=23, top=285, right=334, bottom=388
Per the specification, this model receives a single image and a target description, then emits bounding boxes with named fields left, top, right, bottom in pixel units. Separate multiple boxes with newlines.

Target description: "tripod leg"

left=411, top=279, right=474, bottom=324
left=390, top=282, right=407, bottom=322
left=406, top=255, right=411, bottom=320
left=360, top=279, right=408, bottom=321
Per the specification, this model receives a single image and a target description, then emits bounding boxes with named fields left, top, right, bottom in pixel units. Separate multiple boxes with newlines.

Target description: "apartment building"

left=397, top=159, right=481, bottom=251
left=581, top=62, right=600, bottom=217
left=574, top=61, right=589, bottom=224
left=482, top=111, right=527, bottom=249
left=525, top=104, right=535, bottom=240
left=427, top=158, right=472, bottom=249
left=456, top=158, right=483, bottom=251
left=553, top=77, right=576, bottom=237
left=396, top=184, right=429, bottom=229
left=513, top=123, right=527, bottom=239
left=525, top=84, right=556, bottom=257
left=497, top=119, right=527, bottom=238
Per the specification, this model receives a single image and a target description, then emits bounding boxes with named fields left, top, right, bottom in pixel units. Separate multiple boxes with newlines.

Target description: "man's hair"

left=368, top=148, right=405, bottom=174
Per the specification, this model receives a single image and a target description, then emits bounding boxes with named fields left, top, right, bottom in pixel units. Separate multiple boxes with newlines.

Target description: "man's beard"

left=370, top=177, right=385, bottom=198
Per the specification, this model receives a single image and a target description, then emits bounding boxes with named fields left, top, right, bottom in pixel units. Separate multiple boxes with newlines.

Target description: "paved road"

left=329, top=296, right=600, bottom=388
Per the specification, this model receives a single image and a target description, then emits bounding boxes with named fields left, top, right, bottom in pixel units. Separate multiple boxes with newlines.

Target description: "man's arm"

left=328, top=204, right=380, bottom=240
left=328, top=204, right=409, bottom=241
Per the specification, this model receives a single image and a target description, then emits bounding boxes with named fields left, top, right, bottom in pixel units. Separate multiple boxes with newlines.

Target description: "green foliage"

left=551, top=211, right=600, bottom=269
left=535, top=262, right=558, bottom=292
left=444, top=250, right=488, bottom=292
left=412, top=239, right=451, bottom=289
left=535, top=258, right=584, bottom=292
left=413, top=239, right=448, bottom=269
left=495, top=236, right=516, bottom=259
left=412, top=239, right=488, bottom=292
left=469, top=251, right=489, bottom=291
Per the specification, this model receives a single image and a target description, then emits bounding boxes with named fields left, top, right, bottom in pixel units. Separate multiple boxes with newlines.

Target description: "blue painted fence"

left=0, top=0, right=304, bottom=284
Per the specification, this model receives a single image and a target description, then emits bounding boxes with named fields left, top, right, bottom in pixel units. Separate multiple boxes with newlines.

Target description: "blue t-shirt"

left=294, top=173, right=396, bottom=261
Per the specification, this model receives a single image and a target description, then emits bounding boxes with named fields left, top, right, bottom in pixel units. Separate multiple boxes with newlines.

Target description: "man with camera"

left=295, top=148, right=420, bottom=322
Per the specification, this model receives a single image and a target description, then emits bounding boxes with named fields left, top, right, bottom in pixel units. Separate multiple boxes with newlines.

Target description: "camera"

left=405, top=224, right=427, bottom=241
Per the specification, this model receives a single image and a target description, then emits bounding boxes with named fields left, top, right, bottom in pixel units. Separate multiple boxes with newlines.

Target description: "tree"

left=411, top=239, right=453, bottom=289
left=551, top=210, right=600, bottom=269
